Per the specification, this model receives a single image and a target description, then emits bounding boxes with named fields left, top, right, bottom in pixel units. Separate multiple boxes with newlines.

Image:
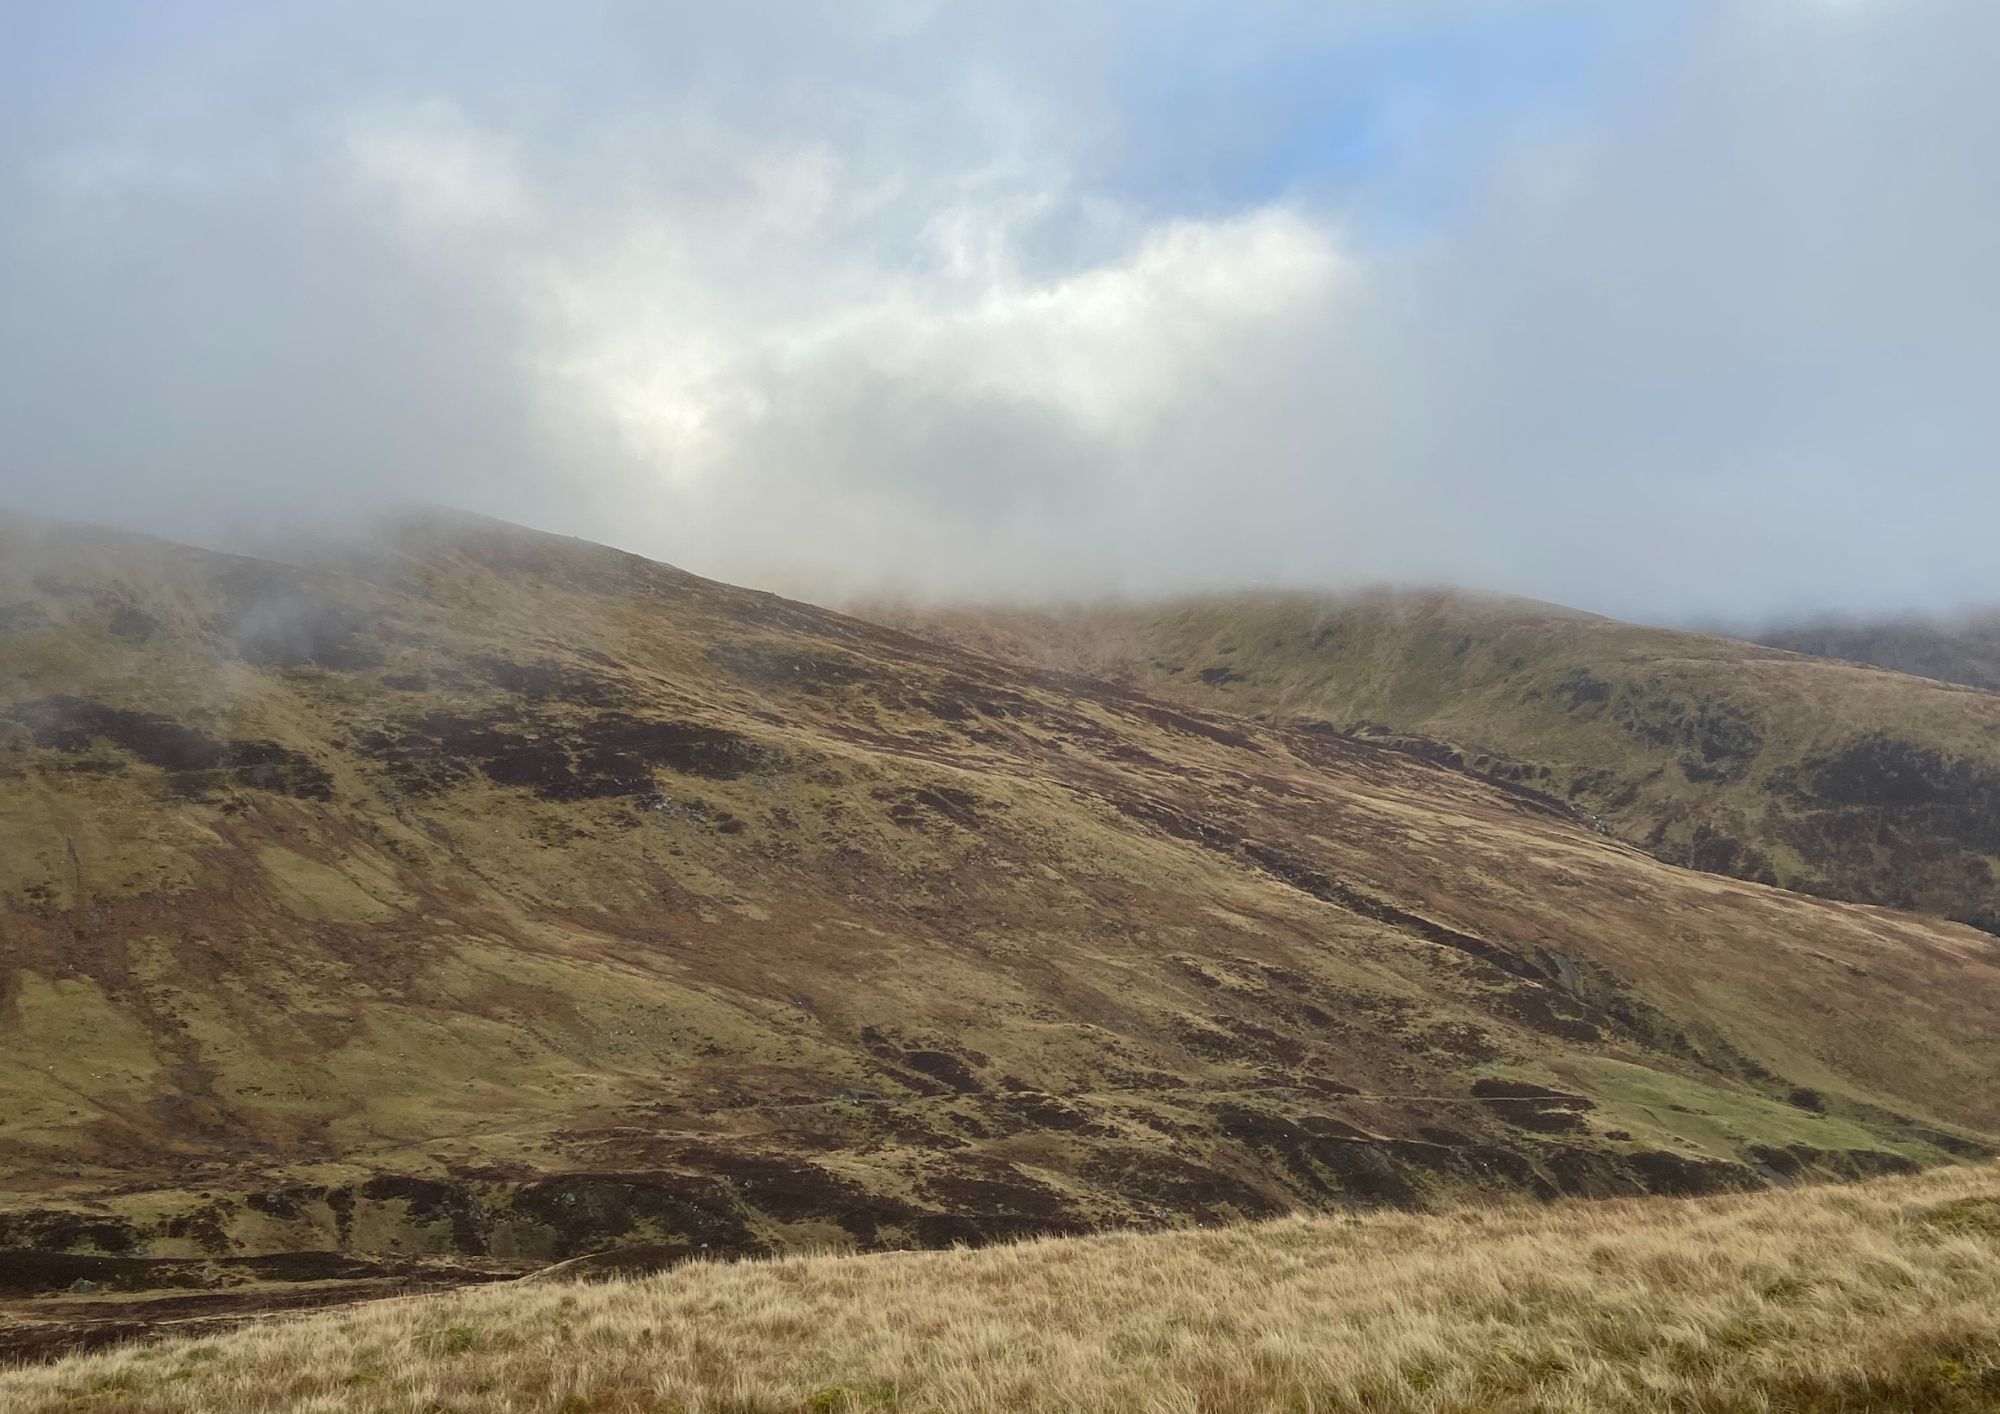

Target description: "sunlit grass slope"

left=6, top=1164, right=2000, bottom=1413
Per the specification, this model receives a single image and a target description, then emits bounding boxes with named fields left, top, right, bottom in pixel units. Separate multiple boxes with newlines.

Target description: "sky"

left=2, top=0, right=1996, bottom=622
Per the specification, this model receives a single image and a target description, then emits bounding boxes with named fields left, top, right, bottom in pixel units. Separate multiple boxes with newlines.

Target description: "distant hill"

left=1752, top=613, right=2000, bottom=695
left=1, top=515, right=1996, bottom=1329
left=877, top=590, right=2000, bottom=933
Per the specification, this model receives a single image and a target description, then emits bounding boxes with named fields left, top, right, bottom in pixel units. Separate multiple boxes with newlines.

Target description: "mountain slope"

left=2, top=516, right=1997, bottom=1306
left=877, top=590, right=2000, bottom=932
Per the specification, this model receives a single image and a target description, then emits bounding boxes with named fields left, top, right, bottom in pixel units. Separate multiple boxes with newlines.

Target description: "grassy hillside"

left=5, top=1164, right=1999, bottom=1412
left=879, top=590, right=2000, bottom=931
left=2, top=514, right=1998, bottom=1332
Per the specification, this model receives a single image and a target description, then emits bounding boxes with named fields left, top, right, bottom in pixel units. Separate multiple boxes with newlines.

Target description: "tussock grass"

left=8, top=1165, right=2000, bottom=1412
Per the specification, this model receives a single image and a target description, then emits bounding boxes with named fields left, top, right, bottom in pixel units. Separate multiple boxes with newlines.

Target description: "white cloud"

left=341, top=102, right=532, bottom=236
left=552, top=201, right=1341, bottom=462
left=3, top=0, right=1998, bottom=618
left=324, top=92, right=1346, bottom=551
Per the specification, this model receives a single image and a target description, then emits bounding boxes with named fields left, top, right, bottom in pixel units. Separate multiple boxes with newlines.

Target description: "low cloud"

left=2, top=1, right=1996, bottom=620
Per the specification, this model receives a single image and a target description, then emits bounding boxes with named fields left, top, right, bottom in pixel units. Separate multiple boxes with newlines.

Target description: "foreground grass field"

left=6, top=1165, right=2000, bottom=1413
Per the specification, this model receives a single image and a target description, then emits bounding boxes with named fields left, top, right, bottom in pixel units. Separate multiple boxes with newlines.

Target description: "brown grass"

left=7, top=1165, right=2000, bottom=1413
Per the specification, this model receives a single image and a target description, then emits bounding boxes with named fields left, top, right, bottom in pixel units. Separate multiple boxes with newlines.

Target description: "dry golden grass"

left=8, top=1165, right=2000, bottom=1414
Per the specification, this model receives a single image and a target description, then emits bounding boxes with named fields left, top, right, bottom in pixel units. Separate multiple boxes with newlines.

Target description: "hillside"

left=5, top=1163, right=1999, bottom=1412
left=3, top=514, right=1999, bottom=1339
left=877, top=591, right=2000, bottom=932
left=1754, top=614, right=2000, bottom=696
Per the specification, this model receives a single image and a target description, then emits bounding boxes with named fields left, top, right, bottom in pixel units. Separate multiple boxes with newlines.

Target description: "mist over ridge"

left=5, top=1, right=1999, bottom=626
